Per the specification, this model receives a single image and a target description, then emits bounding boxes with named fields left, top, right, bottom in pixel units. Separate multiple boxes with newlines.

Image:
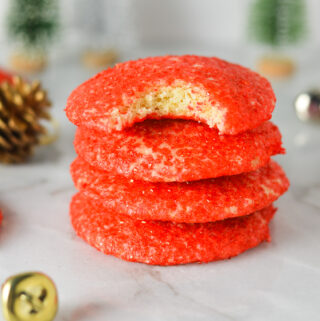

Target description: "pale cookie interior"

left=121, top=81, right=226, bottom=130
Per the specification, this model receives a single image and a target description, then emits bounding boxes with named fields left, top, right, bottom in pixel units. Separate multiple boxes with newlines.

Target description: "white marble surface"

left=1, top=46, right=320, bottom=321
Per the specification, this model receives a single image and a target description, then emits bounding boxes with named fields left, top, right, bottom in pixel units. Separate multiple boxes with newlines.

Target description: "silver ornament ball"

left=294, top=90, right=320, bottom=122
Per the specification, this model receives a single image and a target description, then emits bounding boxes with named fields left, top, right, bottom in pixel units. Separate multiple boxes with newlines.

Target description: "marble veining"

left=1, top=47, right=320, bottom=321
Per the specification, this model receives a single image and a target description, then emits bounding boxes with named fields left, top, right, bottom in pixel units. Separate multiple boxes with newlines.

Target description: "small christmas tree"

left=249, top=0, right=306, bottom=77
left=249, top=0, right=306, bottom=46
left=7, top=0, right=59, bottom=72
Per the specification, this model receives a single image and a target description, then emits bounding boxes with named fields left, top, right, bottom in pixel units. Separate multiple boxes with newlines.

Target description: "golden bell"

left=1, top=272, right=58, bottom=321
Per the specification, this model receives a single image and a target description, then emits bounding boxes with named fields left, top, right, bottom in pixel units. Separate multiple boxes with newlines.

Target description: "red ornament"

left=0, top=68, right=14, bottom=83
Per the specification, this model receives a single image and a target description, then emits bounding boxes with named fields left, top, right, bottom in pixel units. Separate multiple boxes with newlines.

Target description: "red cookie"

left=66, top=55, right=275, bottom=135
left=74, top=120, right=284, bottom=182
left=71, top=158, right=289, bottom=223
left=70, top=192, right=276, bottom=265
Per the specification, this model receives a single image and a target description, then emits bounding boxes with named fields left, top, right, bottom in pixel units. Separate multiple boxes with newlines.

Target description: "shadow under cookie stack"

left=66, top=55, right=289, bottom=265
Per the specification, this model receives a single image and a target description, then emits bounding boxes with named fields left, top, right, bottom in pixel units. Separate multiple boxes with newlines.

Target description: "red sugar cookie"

left=71, top=158, right=289, bottom=223
left=70, top=192, right=276, bottom=265
left=74, top=120, right=284, bottom=182
left=66, top=55, right=275, bottom=135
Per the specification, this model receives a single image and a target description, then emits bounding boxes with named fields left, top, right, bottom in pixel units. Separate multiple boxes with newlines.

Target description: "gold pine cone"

left=0, top=76, right=51, bottom=163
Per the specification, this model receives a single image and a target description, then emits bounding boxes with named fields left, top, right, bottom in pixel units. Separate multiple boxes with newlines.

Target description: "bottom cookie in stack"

left=70, top=192, right=276, bottom=266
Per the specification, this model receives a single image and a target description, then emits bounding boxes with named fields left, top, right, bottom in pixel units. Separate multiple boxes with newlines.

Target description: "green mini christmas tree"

left=7, top=0, right=59, bottom=72
left=249, top=0, right=306, bottom=46
left=249, top=0, right=306, bottom=77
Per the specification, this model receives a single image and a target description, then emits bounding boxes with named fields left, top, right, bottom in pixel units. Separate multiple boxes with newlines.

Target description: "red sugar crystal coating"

left=71, top=158, right=289, bottom=223
left=66, top=55, right=275, bottom=135
left=74, top=120, right=284, bottom=182
left=0, top=210, right=2, bottom=226
left=70, top=192, right=276, bottom=265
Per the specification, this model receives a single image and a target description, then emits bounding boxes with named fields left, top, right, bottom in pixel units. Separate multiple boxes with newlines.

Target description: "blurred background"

left=0, top=0, right=319, bottom=71
left=0, top=0, right=319, bottom=48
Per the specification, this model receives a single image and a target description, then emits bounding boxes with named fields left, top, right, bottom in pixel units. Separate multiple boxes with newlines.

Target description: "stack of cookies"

left=66, top=55, right=289, bottom=265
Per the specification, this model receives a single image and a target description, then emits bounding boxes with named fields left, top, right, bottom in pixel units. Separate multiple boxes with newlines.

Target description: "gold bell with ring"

left=1, top=272, right=58, bottom=321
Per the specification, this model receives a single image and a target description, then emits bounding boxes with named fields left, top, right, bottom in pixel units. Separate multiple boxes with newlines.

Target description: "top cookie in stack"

left=66, top=55, right=275, bottom=135
left=66, top=55, right=289, bottom=265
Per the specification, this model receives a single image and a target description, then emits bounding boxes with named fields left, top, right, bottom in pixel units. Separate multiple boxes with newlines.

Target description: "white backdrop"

left=0, top=0, right=319, bottom=49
